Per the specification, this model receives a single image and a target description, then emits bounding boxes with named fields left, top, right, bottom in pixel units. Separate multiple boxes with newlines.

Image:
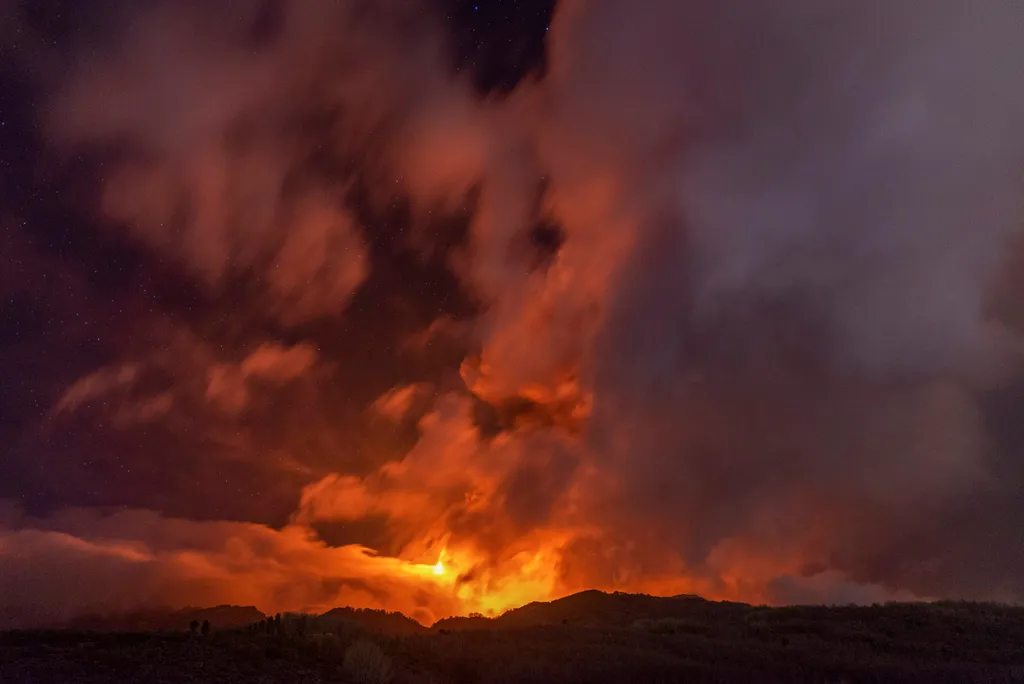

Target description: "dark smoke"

left=558, top=0, right=1024, bottom=600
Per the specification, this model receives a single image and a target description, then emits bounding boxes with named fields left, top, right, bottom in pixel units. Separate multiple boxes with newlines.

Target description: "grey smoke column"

left=553, top=0, right=1024, bottom=600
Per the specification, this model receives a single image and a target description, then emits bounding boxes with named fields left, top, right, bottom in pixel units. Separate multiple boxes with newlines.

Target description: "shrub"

left=201, top=620, right=211, bottom=636
left=344, top=640, right=394, bottom=684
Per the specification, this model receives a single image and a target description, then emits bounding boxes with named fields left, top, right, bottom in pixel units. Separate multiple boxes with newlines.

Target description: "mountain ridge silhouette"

left=53, top=591, right=748, bottom=633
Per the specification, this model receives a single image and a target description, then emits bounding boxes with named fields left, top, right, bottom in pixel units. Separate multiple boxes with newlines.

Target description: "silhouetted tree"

left=201, top=619, right=211, bottom=636
left=189, top=620, right=199, bottom=635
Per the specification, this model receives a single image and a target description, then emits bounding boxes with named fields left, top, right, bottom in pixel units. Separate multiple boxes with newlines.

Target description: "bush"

left=344, top=640, right=394, bottom=684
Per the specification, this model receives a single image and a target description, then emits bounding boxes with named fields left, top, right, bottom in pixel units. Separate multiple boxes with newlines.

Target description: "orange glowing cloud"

left=0, top=508, right=466, bottom=628
left=207, top=343, right=320, bottom=414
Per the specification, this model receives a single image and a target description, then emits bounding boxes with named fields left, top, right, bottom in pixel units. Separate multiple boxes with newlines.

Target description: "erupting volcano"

left=2, top=0, right=1024, bottom=631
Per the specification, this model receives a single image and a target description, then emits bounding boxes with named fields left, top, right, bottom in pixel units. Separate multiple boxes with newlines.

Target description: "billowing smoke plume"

left=3, top=0, right=1024, bottom=626
left=537, top=0, right=1024, bottom=601
left=42, top=0, right=490, bottom=326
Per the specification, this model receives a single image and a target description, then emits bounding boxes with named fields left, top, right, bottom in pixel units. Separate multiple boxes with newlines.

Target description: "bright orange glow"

left=287, top=395, right=811, bottom=623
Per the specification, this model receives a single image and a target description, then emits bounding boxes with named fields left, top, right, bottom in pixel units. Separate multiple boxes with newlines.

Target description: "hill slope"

left=10, top=592, right=1024, bottom=683
left=318, top=606, right=427, bottom=635
left=433, top=590, right=747, bottom=630
left=64, top=605, right=266, bottom=632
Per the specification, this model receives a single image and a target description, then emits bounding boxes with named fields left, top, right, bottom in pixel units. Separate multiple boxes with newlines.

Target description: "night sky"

left=2, top=0, right=1024, bottom=627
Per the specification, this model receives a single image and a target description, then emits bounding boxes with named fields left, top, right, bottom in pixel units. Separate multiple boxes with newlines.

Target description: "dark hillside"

left=5, top=593, right=1024, bottom=683
left=63, top=605, right=266, bottom=632
left=319, top=607, right=427, bottom=636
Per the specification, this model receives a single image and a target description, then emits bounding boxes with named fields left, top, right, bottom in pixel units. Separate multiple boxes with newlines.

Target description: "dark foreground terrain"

left=3, top=592, right=1024, bottom=683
